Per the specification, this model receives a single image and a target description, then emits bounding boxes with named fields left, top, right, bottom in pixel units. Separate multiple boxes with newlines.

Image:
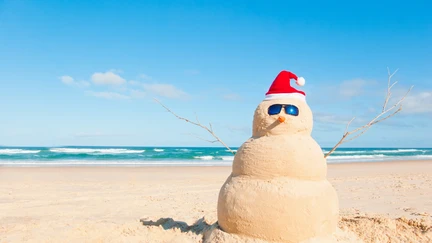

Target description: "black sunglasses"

left=268, top=104, right=299, bottom=116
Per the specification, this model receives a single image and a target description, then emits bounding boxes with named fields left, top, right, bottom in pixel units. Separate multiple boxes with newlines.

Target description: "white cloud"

left=399, top=90, right=432, bottom=114
left=86, top=91, right=130, bottom=100
left=139, top=74, right=153, bottom=80
left=314, top=111, right=412, bottom=128
left=313, top=112, right=355, bottom=125
left=339, top=79, right=368, bottom=98
left=60, top=75, right=74, bottom=85
left=60, top=75, right=90, bottom=88
left=128, top=81, right=187, bottom=99
left=129, top=80, right=143, bottom=86
left=61, top=71, right=189, bottom=100
left=223, top=93, right=242, bottom=101
left=130, top=89, right=146, bottom=98
left=142, top=83, right=188, bottom=99
left=91, top=71, right=126, bottom=85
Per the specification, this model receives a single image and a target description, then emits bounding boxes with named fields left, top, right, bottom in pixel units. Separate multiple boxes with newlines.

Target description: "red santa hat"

left=264, top=70, right=306, bottom=101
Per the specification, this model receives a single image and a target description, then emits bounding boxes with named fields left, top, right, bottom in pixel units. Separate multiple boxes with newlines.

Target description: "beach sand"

left=1, top=161, right=431, bottom=242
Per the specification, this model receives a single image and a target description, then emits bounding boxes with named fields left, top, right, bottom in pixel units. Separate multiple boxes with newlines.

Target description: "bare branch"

left=370, top=106, right=402, bottom=126
left=344, top=108, right=402, bottom=144
left=389, top=68, right=399, bottom=78
left=154, top=98, right=236, bottom=155
left=389, top=81, right=398, bottom=90
left=324, top=69, right=412, bottom=159
left=344, top=117, right=356, bottom=134
left=383, top=68, right=399, bottom=112
left=345, top=125, right=374, bottom=143
left=324, top=133, right=348, bottom=159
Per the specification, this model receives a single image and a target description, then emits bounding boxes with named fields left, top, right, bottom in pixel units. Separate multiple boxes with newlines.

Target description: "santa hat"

left=264, top=70, right=306, bottom=101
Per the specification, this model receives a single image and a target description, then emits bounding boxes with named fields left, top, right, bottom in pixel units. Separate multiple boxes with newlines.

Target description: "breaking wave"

left=0, top=149, right=41, bottom=154
left=49, top=148, right=145, bottom=154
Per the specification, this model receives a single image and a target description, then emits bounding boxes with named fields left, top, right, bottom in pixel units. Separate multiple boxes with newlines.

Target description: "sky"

left=0, top=0, right=431, bottom=148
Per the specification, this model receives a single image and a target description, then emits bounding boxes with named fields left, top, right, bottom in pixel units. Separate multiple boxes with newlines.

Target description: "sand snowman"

left=214, top=71, right=340, bottom=243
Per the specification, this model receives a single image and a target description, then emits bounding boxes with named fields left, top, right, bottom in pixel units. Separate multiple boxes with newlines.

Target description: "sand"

left=1, top=160, right=431, bottom=243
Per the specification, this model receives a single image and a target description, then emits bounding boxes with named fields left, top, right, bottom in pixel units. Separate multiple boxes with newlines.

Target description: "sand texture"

left=217, top=97, right=339, bottom=242
left=1, top=161, right=432, bottom=242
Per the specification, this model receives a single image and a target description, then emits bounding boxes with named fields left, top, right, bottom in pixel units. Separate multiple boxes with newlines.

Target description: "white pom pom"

left=296, top=77, right=305, bottom=86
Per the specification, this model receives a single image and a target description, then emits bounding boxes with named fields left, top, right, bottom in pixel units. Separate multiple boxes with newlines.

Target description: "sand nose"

left=278, top=116, right=286, bottom=123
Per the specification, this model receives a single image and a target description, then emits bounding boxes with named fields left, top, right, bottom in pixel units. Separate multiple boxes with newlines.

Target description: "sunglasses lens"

left=285, top=105, right=299, bottom=116
left=268, top=104, right=283, bottom=115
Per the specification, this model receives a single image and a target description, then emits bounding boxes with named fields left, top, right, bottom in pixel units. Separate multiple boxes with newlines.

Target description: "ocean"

left=0, top=146, right=432, bottom=167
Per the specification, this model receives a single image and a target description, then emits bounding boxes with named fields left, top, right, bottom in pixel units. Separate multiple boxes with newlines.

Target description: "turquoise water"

left=0, top=146, right=431, bottom=166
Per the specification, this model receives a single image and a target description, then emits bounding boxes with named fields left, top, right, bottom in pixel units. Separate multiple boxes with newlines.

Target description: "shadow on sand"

left=140, top=217, right=217, bottom=235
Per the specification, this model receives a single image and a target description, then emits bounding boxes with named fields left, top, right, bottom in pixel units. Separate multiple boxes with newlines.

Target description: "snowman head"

left=252, top=71, right=313, bottom=137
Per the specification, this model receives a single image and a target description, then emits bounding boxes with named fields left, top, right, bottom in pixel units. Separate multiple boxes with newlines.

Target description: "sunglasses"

left=268, top=104, right=299, bottom=116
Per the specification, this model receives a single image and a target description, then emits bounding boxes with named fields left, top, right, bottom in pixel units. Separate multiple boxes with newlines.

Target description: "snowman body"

left=217, top=73, right=339, bottom=243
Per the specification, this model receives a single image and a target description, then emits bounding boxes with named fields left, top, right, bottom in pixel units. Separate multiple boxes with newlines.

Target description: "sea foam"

left=220, top=156, right=235, bottom=161
left=0, top=149, right=41, bottom=154
left=372, top=149, right=424, bottom=153
left=49, top=148, right=145, bottom=154
left=194, top=156, right=214, bottom=160
left=1, top=146, right=431, bottom=167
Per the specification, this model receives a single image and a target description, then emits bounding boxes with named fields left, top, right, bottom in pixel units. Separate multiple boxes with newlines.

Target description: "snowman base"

left=204, top=225, right=363, bottom=243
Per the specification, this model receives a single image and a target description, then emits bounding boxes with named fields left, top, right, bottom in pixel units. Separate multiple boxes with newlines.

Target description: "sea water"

left=0, top=146, right=431, bottom=166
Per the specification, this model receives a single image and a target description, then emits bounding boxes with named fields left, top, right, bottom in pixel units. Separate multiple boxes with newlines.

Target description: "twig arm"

left=324, top=69, right=412, bottom=159
left=154, top=98, right=236, bottom=155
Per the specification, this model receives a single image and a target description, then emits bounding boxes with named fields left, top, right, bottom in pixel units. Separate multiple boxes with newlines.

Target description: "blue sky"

left=0, top=0, right=431, bottom=147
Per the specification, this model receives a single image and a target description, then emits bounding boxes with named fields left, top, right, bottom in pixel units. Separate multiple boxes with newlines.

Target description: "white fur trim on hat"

left=264, top=93, right=306, bottom=101
left=296, top=77, right=305, bottom=86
